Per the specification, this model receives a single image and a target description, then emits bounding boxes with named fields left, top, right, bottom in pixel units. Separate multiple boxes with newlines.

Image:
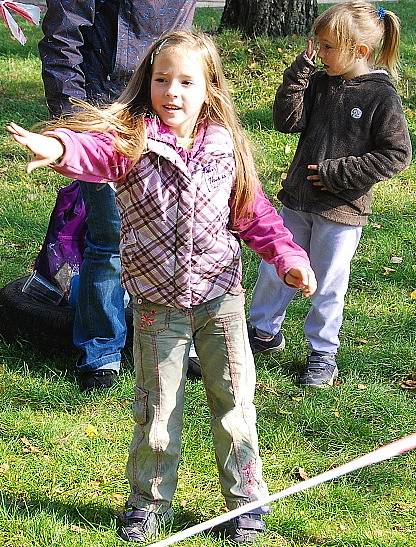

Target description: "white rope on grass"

left=149, top=433, right=416, bottom=547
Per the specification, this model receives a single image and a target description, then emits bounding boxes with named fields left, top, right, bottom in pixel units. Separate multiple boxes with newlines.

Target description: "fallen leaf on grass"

left=357, top=383, right=367, bottom=390
left=20, top=437, right=40, bottom=454
left=370, top=223, right=383, bottom=229
left=112, top=493, right=125, bottom=503
left=284, top=144, right=291, bottom=155
left=399, top=373, right=416, bottom=390
left=357, top=338, right=368, bottom=345
left=290, top=395, right=304, bottom=402
left=382, top=267, right=396, bottom=275
left=410, top=290, right=416, bottom=300
left=393, top=502, right=416, bottom=513
left=180, top=500, right=187, bottom=508
left=84, top=425, right=98, bottom=438
left=277, top=409, right=292, bottom=416
left=295, top=467, right=309, bottom=481
left=256, top=382, right=282, bottom=397
left=57, top=433, right=73, bottom=445
left=70, top=525, right=85, bottom=534
left=390, top=256, right=403, bottom=264
left=0, top=463, right=9, bottom=473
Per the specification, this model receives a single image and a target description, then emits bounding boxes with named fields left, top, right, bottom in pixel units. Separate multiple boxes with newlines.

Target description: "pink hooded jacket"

left=50, top=118, right=310, bottom=308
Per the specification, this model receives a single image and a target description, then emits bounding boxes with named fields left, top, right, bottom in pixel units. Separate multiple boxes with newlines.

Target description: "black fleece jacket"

left=274, top=53, right=412, bottom=226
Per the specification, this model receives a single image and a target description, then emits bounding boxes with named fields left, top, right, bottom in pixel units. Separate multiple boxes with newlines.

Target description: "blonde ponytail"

left=377, top=9, right=401, bottom=79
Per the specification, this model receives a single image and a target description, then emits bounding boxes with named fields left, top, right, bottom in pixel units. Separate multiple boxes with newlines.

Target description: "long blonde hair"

left=313, top=1, right=401, bottom=79
left=43, top=30, right=258, bottom=220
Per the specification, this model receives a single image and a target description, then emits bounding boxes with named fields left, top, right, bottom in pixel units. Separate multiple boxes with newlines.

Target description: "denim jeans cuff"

left=77, top=359, right=120, bottom=373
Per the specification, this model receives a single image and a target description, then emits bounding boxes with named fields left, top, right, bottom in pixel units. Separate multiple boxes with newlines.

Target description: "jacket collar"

left=145, top=116, right=206, bottom=160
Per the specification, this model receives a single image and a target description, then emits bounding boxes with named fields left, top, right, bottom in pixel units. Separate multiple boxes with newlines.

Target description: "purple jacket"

left=49, top=120, right=311, bottom=308
left=38, top=0, right=197, bottom=117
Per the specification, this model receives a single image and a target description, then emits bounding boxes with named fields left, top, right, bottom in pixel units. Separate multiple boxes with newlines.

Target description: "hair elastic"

left=377, top=6, right=386, bottom=20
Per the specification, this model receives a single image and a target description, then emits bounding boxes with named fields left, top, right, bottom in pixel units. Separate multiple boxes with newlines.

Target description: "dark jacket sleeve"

left=273, top=53, right=316, bottom=134
left=38, top=0, right=95, bottom=117
left=319, top=92, right=412, bottom=193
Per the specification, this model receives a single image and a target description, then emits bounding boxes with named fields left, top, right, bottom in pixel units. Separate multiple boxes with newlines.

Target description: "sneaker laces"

left=308, top=353, right=336, bottom=370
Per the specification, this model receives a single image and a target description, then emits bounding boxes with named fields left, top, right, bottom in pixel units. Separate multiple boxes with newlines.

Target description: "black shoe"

left=248, top=325, right=285, bottom=355
left=78, top=369, right=117, bottom=393
left=299, top=352, right=338, bottom=388
left=226, top=513, right=266, bottom=544
left=187, top=355, right=202, bottom=379
left=117, top=507, right=174, bottom=543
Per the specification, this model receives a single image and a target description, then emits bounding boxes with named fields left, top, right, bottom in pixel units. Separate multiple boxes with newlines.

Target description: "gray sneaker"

left=117, top=508, right=174, bottom=543
left=299, top=352, right=338, bottom=388
left=226, top=512, right=266, bottom=544
left=248, top=325, right=285, bottom=355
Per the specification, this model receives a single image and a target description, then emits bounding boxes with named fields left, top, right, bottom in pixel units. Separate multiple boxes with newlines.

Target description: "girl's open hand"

left=6, top=122, right=64, bottom=174
left=305, top=38, right=316, bottom=62
left=284, top=266, right=317, bottom=297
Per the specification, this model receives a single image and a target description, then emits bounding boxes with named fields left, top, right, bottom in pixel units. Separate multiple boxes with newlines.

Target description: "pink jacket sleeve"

left=45, top=128, right=130, bottom=182
left=233, top=189, right=311, bottom=279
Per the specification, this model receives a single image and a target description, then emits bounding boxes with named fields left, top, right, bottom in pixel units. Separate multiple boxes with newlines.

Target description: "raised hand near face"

left=305, top=38, right=317, bottom=62
left=6, top=122, right=64, bottom=174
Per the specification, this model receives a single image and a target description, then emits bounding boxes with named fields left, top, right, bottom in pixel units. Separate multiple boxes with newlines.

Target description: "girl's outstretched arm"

left=6, top=122, right=64, bottom=173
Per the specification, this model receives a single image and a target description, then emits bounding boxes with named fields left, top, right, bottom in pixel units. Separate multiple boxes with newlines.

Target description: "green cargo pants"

left=126, top=291, right=268, bottom=513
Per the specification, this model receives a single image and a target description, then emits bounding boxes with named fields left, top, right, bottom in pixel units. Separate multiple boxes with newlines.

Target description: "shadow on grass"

left=0, top=492, right=210, bottom=538
left=0, top=335, right=134, bottom=409
left=254, top=305, right=416, bottom=384
left=1, top=492, right=115, bottom=530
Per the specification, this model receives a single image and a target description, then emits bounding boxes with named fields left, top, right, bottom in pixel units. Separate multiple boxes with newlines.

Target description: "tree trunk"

left=220, top=0, right=318, bottom=37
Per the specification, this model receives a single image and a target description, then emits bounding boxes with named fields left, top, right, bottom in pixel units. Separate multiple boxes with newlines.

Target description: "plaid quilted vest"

left=116, top=120, right=242, bottom=308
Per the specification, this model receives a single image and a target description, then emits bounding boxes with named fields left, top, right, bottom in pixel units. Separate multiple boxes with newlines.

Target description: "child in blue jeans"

left=249, top=1, right=411, bottom=388
left=8, top=31, right=316, bottom=544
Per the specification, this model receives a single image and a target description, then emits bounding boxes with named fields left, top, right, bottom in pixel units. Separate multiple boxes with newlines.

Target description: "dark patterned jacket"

left=38, top=0, right=196, bottom=117
left=274, top=53, right=412, bottom=226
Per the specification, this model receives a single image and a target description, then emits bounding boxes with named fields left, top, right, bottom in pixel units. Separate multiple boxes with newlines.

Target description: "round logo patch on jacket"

left=351, top=107, right=363, bottom=119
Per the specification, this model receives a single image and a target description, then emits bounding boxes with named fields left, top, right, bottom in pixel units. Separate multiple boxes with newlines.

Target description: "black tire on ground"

left=0, top=276, right=201, bottom=377
left=0, top=276, right=133, bottom=353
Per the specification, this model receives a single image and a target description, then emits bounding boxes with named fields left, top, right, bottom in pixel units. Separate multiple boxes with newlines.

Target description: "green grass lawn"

left=0, top=3, right=415, bottom=546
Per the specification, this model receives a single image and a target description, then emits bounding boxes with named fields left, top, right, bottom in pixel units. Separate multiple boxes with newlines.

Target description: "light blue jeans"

left=126, top=292, right=269, bottom=513
left=74, top=182, right=126, bottom=372
left=250, top=207, right=362, bottom=355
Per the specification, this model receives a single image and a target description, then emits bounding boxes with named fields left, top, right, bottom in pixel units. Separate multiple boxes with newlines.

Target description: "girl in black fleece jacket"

left=249, top=1, right=412, bottom=388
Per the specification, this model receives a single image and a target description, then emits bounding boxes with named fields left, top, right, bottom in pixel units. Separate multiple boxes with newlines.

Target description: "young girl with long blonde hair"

left=8, top=30, right=316, bottom=544
left=249, top=1, right=411, bottom=388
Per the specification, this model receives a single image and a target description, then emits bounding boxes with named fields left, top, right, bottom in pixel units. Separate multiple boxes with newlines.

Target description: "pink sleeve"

left=233, top=189, right=311, bottom=279
left=45, top=128, right=131, bottom=182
